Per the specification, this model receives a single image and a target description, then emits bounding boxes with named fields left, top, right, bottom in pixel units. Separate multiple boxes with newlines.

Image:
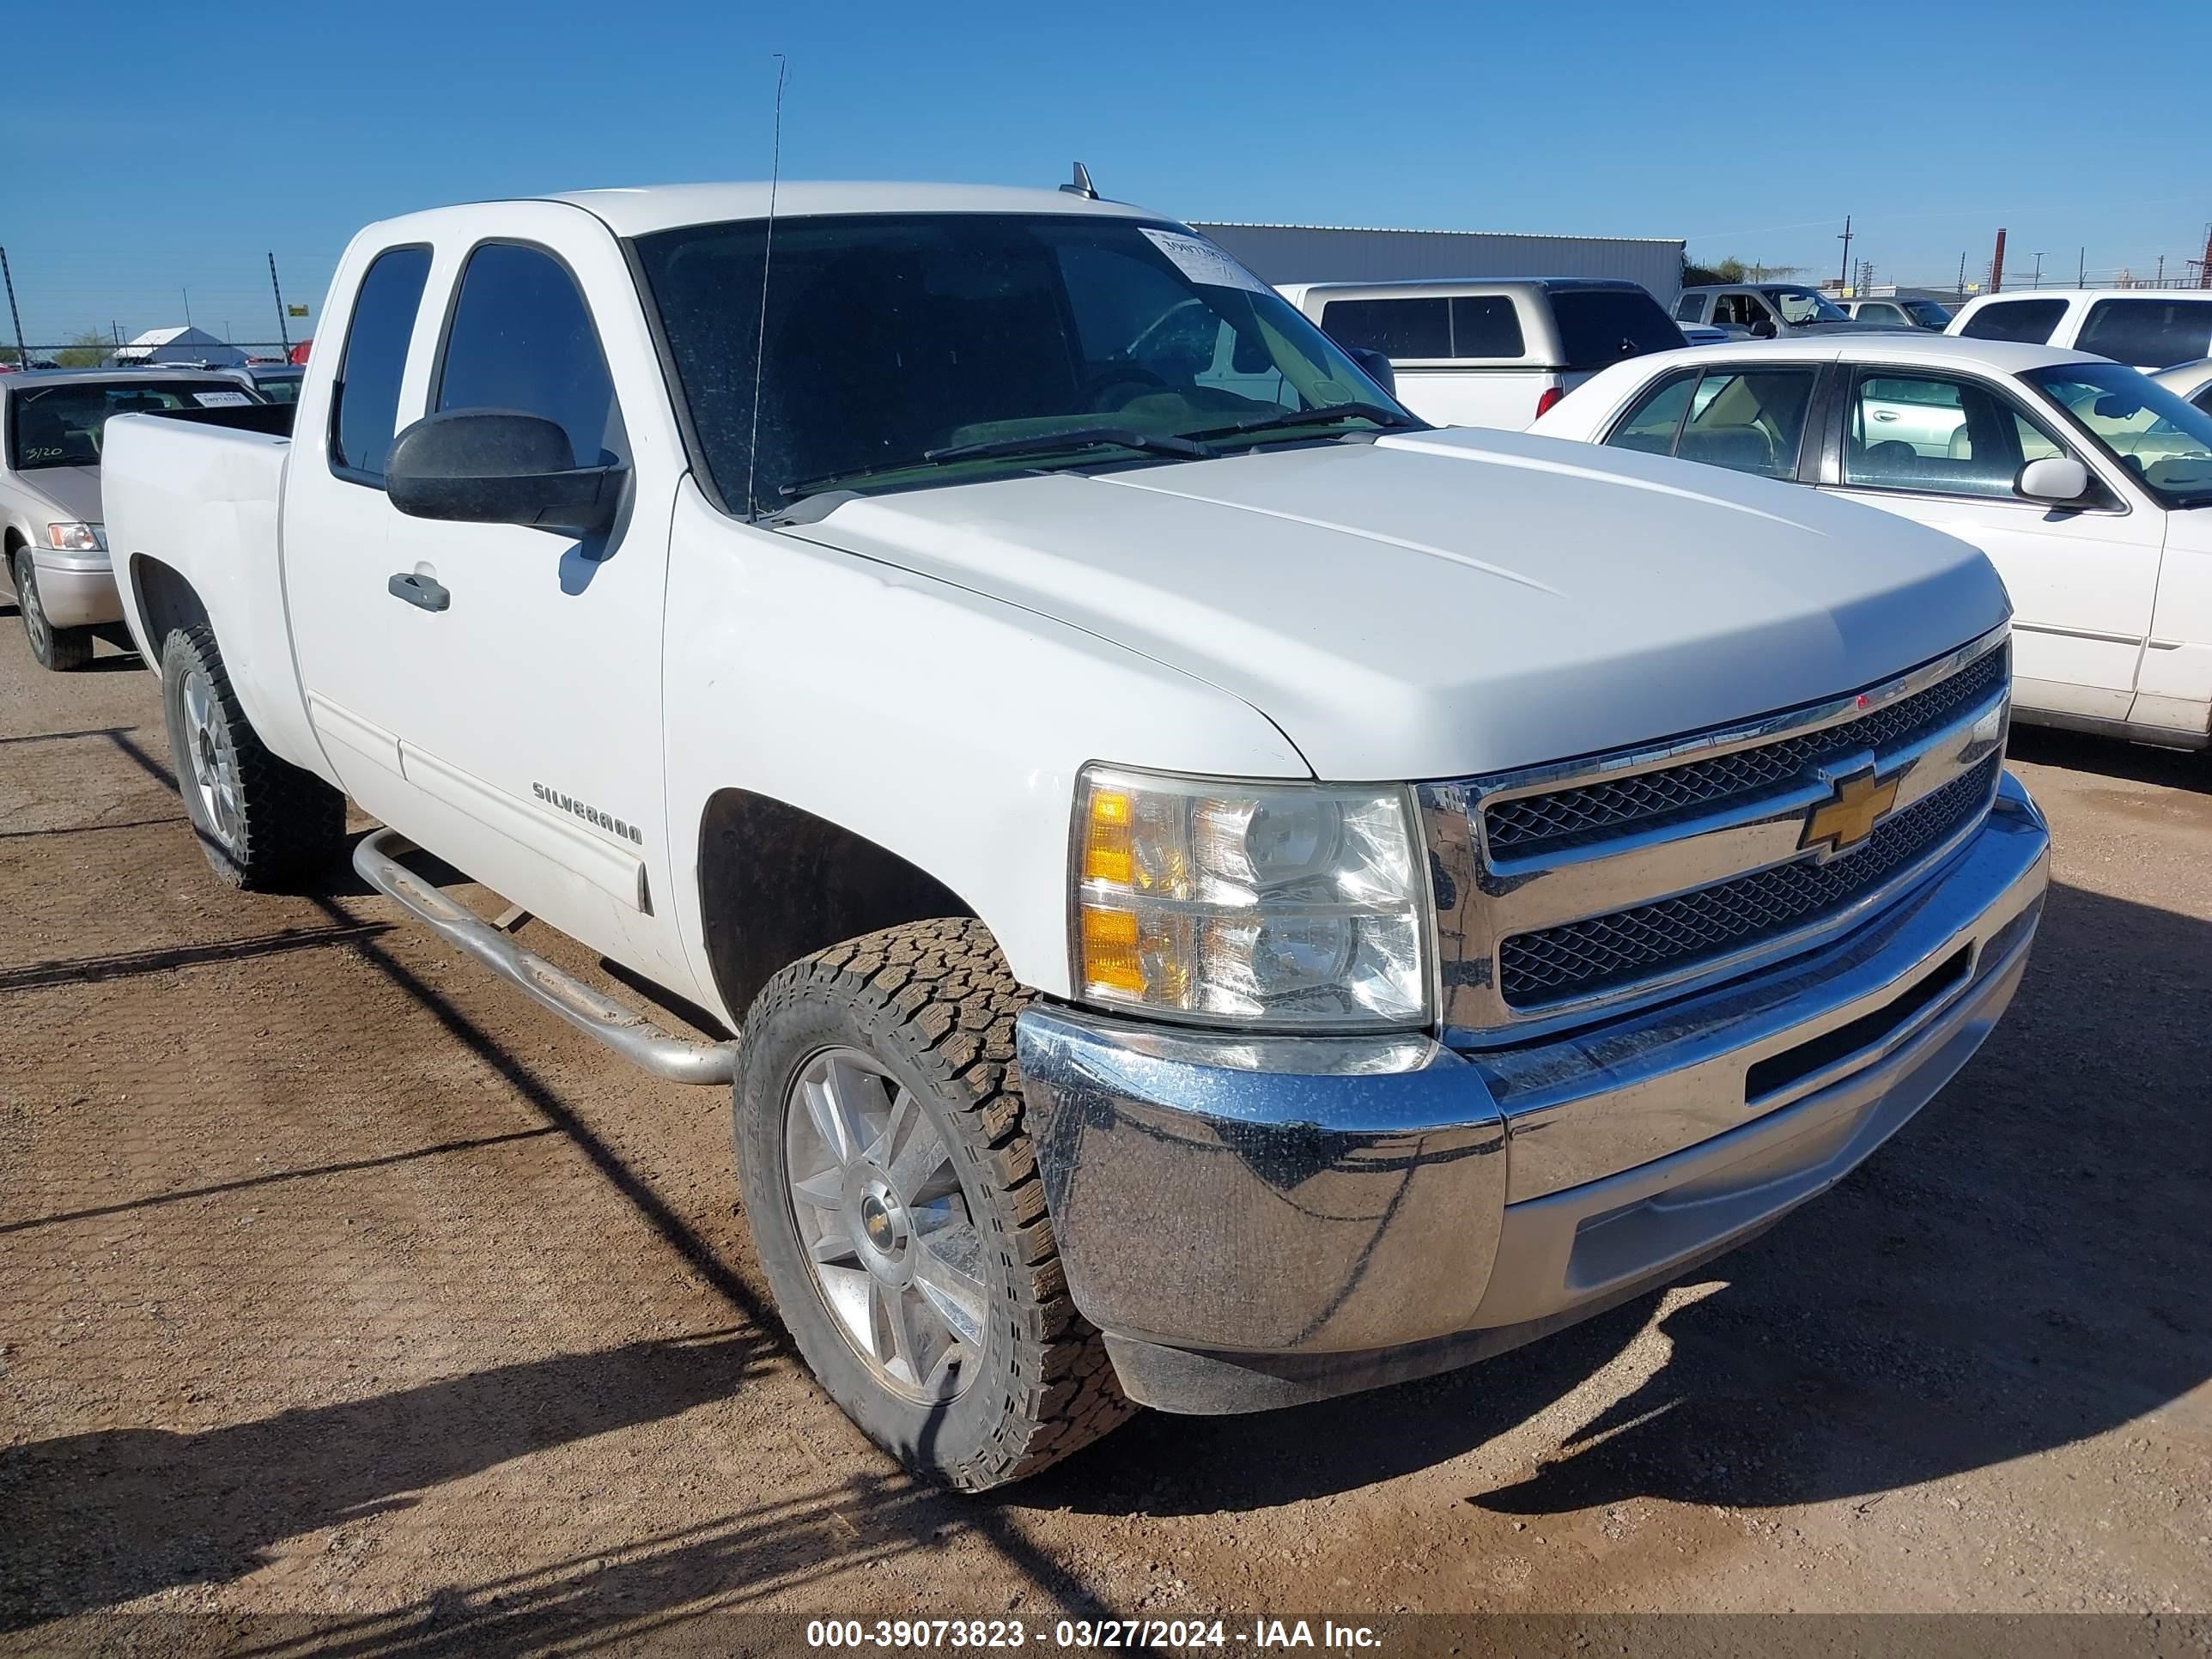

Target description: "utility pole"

left=2197, top=224, right=2212, bottom=290
left=181, top=286, right=193, bottom=327
left=1837, top=215, right=1854, bottom=292
left=268, top=252, right=291, bottom=356
left=0, top=246, right=27, bottom=371
left=2077, top=246, right=2086, bottom=286
left=2157, top=254, right=2166, bottom=287
left=1990, top=228, right=2008, bottom=294
left=2031, top=252, right=2045, bottom=289
left=1956, top=251, right=1967, bottom=298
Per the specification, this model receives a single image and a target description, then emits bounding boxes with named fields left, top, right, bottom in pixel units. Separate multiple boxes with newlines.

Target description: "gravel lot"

left=3, top=614, right=2208, bottom=1647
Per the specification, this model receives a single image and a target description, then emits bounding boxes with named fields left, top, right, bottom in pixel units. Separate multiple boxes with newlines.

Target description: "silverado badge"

left=1800, top=765, right=1902, bottom=855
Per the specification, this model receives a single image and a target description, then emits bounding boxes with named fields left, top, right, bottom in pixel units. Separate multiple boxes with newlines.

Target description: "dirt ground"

left=2, top=611, right=2208, bottom=1650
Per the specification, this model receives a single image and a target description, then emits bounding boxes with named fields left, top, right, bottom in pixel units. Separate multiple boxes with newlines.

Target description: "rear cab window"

left=1959, top=298, right=2065, bottom=345
left=331, top=245, right=434, bottom=483
left=2076, top=299, right=2212, bottom=368
left=1550, top=289, right=1684, bottom=369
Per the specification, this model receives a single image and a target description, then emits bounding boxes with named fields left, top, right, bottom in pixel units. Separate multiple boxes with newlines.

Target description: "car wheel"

left=159, top=623, right=347, bottom=890
left=736, top=918, right=1133, bottom=1491
left=12, top=546, right=94, bottom=671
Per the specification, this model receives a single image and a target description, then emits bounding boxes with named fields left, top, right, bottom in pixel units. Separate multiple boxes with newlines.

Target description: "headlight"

left=1073, top=765, right=1431, bottom=1030
left=46, top=522, right=106, bottom=553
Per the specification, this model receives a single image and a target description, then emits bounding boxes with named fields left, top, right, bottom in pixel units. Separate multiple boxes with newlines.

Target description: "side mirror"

left=2015, top=455, right=2089, bottom=505
left=1749, top=318, right=1778, bottom=339
left=1346, top=347, right=1397, bottom=398
left=386, top=409, right=623, bottom=534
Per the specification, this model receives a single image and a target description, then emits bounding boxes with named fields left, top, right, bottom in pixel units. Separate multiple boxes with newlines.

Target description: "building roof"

left=1194, top=219, right=1681, bottom=248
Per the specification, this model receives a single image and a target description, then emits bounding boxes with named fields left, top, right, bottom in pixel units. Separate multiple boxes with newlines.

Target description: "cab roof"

left=541, top=180, right=1163, bottom=237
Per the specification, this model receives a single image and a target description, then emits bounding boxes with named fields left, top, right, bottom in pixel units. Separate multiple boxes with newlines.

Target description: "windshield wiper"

left=1179, top=402, right=1421, bottom=444
left=779, top=428, right=1212, bottom=501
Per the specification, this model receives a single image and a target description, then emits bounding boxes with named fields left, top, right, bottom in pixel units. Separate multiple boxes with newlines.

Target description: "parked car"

left=2150, top=357, right=2212, bottom=416
left=224, top=362, right=306, bottom=404
left=1282, top=277, right=1685, bottom=428
left=2, top=367, right=263, bottom=669
left=1674, top=283, right=1909, bottom=338
left=101, top=182, right=2046, bottom=1490
left=1841, top=296, right=1954, bottom=330
left=1532, top=333, right=2212, bottom=750
left=1948, top=289, right=2212, bottom=371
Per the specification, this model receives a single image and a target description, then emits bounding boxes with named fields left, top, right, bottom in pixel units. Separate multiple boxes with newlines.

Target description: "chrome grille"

left=1498, top=756, right=2001, bottom=1008
left=1484, top=643, right=2008, bottom=858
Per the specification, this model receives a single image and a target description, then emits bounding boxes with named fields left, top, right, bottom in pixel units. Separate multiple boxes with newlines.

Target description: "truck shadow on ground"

left=2007, top=724, right=2209, bottom=795
left=0, top=1333, right=769, bottom=1632
left=1025, top=875, right=2211, bottom=1519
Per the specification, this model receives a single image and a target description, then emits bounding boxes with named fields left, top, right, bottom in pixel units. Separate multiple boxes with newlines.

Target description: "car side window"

left=436, top=242, right=623, bottom=468
left=1607, top=367, right=1814, bottom=479
left=1611, top=372, right=1698, bottom=454
left=1842, top=370, right=2063, bottom=499
left=1449, top=295, right=1524, bottom=358
left=1861, top=303, right=1904, bottom=325
left=1674, top=295, right=1704, bottom=323
left=330, top=245, right=432, bottom=483
left=1959, top=298, right=2064, bottom=345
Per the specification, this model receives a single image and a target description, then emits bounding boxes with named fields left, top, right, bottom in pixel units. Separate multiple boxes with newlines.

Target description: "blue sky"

left=5, top=0, right=2207, bottom=345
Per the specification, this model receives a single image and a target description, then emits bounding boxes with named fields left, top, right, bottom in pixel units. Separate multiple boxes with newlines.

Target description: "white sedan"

left=1531, top=334, right=2212, bottom=751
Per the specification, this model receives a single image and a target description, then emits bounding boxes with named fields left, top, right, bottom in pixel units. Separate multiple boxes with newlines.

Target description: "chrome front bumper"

left=1018, top=773, right=2050, bottom=1414
left=29, top=549, right=122, bottom=629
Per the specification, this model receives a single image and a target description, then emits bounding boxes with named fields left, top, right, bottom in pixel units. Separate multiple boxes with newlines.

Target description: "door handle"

left=1872, top=410, right=1898, bottom=422
left=388, top=572, right=450, bottom=612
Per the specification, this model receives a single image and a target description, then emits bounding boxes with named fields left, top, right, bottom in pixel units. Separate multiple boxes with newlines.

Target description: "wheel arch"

left=127, top=555, right=213, bottom=677
left=696, top=788, right=985, bottom=1024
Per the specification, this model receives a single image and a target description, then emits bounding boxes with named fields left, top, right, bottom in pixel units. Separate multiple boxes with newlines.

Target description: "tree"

left=1684, top=256, right=1804, bottom=286
left=53, top=330, right=113, bottom=368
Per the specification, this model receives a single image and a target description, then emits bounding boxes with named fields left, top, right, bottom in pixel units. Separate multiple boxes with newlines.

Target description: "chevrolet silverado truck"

left=100, top=182, right=2051, bottom=1491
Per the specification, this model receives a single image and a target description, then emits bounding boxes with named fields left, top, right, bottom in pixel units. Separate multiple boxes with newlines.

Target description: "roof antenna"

left=745, top=52, right=788, bottom=522
left=1060, top=161, right=1098, bottom=201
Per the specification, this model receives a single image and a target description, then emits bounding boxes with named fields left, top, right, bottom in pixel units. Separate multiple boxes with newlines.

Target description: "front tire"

left=736, top=918, right=1133, bottom=1491
left=13, top=547, right=94, bottom=672
left=159, top=624, right=346, bottom=891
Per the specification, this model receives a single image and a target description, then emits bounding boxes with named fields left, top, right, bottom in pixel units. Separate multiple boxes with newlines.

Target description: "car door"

left=1819, top=363, right=2161, bottom=720
left=284, top=205, right=696, bottom=991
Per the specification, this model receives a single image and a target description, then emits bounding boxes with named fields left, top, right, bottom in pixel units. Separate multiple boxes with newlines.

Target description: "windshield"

left=6, top=380, right=258, bottom=471
left=1766, top=288, right=1849, bottom=325
left=2023, top=362, right=2212, bottom=507
left=634, top=213, right=1419, bottom=512
left=1904, top=300, right=1954, bottom=328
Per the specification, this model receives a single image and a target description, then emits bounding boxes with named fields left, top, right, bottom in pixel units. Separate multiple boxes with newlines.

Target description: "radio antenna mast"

left=746, top=52, right=788, bottom=521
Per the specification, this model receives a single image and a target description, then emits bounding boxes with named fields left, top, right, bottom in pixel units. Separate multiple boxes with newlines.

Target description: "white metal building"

left=1192, top=222, right=1686, bottom=307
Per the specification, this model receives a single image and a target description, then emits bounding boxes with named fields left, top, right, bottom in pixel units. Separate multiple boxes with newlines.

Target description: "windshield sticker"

left=1139, top=228, right=1271, bottom=295
left=192, top=390, right=252, bottom=407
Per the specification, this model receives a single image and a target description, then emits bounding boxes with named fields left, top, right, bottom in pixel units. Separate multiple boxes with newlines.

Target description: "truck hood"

left=789, top=426, right=2009, bottom=780
left=10, top=465, right=102, bottom=526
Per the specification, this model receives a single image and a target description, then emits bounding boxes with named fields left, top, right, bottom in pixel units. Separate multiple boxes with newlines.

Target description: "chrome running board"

left=352, top=828, right=735, bottom=1086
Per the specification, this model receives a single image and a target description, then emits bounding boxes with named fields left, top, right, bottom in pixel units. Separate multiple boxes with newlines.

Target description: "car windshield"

left=6, top=380, right=257, bottom=471
left=633, top=213, right=1419, bottom=512
left=1905, top=300, right=1953, bottom=327
left=1767, top=289, right=1849, bottom=325
left=2023, top=362, right=2212, bottom=507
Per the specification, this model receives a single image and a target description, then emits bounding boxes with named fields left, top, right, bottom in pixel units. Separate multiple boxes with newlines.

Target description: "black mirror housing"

left=386, top=409, right=622, bottom=534
left=1346, top=347, right=1397, bottom=398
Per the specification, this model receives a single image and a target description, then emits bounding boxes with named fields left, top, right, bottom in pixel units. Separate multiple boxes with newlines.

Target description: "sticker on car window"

left=192, top=390, right=252, bottom=407
left=1139, top=228, right=1271, bottom=295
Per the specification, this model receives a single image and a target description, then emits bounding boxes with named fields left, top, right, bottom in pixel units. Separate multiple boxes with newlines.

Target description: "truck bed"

left=100, top=409, right=327, bottom=778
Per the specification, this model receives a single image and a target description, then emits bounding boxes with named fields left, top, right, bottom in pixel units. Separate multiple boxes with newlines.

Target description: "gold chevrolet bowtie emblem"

left=1800, top=766, right=1901, bottom=854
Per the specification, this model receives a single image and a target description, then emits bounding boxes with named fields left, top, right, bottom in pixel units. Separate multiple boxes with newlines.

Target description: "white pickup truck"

left=101, top=181, right=2050, bottom=1492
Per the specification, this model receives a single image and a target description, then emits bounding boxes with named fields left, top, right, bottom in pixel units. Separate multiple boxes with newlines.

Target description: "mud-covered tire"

left=736, top=918, right=1133, bottom=1491
left=159, top=623, right=346, bottom=891
left=13, top=546, right=94, bottom=672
